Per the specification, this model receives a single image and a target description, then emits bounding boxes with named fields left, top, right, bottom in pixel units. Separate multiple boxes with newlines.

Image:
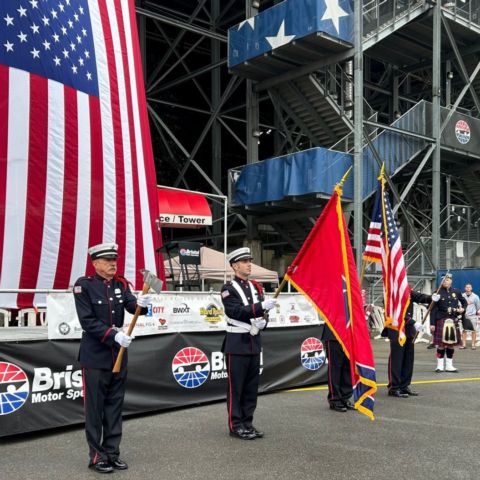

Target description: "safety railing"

left=363, top=0, right=428, bottom=39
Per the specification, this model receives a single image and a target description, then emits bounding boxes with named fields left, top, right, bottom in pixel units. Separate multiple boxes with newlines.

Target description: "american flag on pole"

left=364, top=170, right=410, bottom=345
left=0, top=0, right=162, bottom=308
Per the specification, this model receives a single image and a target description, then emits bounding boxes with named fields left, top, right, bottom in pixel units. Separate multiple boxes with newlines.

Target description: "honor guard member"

left=385, top=290, right=438, bottom=398
left=220, top=247, right=276, bottom=440
left=321, top=324, right=354, bottom=412
left=430, top=273, right=467, bottom=373
left=74, top=243, right=152, bottom=473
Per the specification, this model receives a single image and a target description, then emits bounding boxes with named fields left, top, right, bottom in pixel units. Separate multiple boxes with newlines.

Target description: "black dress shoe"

left=229, top=428, right=256, bottom=440
left=388, top=390, right=409, bottom=398
left=427, top=343, right=436, bottom=349
left=88, top=460, right=114, bottom=474
left=401, top=388, right=419, bottom=396
left=245, top=426, right=264, bottom=438
left=329, top=403, right=347, bottom=412
left=110, top=458, right=128, bottom=470
left=343, top=401, right=356, bottom=410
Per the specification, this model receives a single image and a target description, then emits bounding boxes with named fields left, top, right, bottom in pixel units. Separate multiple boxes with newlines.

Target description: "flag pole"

left=360, top=260, right=367, bottom=285
left=412, top=270, right=449, bottom=343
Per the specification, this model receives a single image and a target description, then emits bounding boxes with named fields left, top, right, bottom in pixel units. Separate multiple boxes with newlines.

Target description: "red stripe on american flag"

left=17, top=75, right=49, bottom=308
left=115, top=1, right=145, bottom=288
left=54, top=86, right=79, bottom=288
left=86, top=96, right=104, bottom=277
left=98, top=0, right=127, bottom=273
left=0, top=65, right=8, bottom=282
left=127, top=0, right=164, bottom=283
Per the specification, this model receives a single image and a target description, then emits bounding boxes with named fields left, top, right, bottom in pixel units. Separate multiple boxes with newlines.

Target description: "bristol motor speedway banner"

left=0, top=327, right=327, bottom=437
left=47, top=292, right=320, bottom=339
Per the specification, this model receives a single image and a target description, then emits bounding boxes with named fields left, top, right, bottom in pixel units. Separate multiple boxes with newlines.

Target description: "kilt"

left=462, top=315, right=477, bottom=332
left=433, top=317, right=462, bottom=348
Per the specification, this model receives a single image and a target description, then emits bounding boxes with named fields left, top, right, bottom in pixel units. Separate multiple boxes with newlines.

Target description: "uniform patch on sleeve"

left=74, top=286, right=82, bottom=294
left=221, top=290, right=230, bottom=298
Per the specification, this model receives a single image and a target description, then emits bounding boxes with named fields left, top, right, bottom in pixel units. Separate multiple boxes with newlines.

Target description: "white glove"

left=261, top=299, right=276, bottom=311
left=414, top=322, right=423, bottom=333
left=137, top=293, right=153, bottom=308
left=431, top=293, right=440, bottom=302
left=252, top=319, right=267, bottom=330
left=115, top=331, right=133, bottom=348
left=250, top=318, right=267, bottom=336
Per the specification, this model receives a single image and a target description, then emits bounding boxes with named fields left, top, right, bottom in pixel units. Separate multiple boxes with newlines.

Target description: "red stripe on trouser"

left=113, top=1, right=145, bottom=288
left=387, top=349, right=392, bottom=388
left=82, top=368, right=86, bottom=408
left=53, top=86, right=78, bottom=288
left=98, top=0, right=127, bottom=273
left=17, top=74, right=49, bottom=308
left=326, top=341, right=334, bottom=402
left=227, top=354, right=234, bottom=432
left=86, top=96, right=103, bottom=277
left=0, top=65, right=9, bottom=279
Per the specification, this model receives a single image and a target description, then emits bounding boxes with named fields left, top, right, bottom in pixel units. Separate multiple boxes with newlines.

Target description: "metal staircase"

left=362, top=0, right=431, bottom=49
left=271, top=70, right=353, bottom=148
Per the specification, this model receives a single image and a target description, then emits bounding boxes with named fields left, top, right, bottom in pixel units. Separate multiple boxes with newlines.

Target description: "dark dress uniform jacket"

left=221, top=277, right=268, bottom=355
left=431, top=287, right=467, bottom=326
left=74, top=274, right=140, bottom=369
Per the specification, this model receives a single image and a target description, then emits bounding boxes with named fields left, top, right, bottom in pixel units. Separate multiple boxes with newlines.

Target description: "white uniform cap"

left=88, top=242, right=118, bottom=260
left=227, top=247, right=253, bottom=264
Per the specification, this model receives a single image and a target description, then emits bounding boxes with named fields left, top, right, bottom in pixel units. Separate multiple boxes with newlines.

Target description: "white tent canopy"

left=164, top=246, right=279, bottom=285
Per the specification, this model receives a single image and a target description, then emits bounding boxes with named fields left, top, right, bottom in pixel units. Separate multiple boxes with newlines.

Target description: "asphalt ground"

left=2, top=339, right=480, bottom=480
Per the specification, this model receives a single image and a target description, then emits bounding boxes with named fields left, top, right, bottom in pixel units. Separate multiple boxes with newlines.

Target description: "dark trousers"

left=82, top=367, right=127, bottom=464
left=388, top=337, right=414, bottom=391
left=226, top=354, right=260, bottom=431
left=325, top=340, right=352, bottom=405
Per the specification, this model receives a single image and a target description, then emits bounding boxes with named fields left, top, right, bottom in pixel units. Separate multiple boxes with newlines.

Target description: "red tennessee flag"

left=285, top=186, right=377, bottom=420
left=0, top=0, right=165, bottom=308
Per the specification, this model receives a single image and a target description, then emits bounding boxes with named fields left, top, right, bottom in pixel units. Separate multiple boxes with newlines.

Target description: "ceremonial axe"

left=112, top=269, right=163, bottom=373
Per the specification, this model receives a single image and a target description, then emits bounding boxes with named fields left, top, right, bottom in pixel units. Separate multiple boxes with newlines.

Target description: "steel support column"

left=431, top=1, right=442, bottom=270
left=211, top=0, right=222, bottom=248
left=354, top=0, right=363, bottom=271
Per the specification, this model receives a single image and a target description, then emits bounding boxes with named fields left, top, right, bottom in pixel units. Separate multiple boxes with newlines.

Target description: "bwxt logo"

left=173, top=303, right=190, bottom=314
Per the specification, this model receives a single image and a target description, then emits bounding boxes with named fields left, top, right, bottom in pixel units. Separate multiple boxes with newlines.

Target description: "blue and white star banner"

left=228, top=0, right=353, bottom=68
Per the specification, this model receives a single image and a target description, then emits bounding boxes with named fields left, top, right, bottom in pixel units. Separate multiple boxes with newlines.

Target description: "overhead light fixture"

left=252, top=129, right=262, bottom=138
left=252, top=0, right=260, bottom=9
left=447, top=71, right=454, bottom=79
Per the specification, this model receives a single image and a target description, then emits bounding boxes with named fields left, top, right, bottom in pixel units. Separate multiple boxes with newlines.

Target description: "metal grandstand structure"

left=138, top=0, right=480, bottom=292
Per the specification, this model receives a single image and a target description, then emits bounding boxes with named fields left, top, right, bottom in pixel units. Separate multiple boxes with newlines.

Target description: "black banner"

left=0, top=326, right=327, bottom=437
left=425, top=103, right=480, bottom=155
left=178, top=242, right=201, bottom=265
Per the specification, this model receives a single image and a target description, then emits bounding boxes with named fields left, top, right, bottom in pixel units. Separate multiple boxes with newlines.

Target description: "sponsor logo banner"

left=0, top=327, right=327, bottom=436
left=47, top=293, right=319, bottom=339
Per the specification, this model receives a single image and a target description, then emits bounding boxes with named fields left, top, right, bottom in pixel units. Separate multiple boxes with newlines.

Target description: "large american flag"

left=0, top=0, right=161, bottom=308
left=364, top=174, right=410, bottom=344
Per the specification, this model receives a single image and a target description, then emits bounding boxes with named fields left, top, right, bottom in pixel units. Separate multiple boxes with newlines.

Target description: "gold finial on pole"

left=335, top=166, right=353, bottom=196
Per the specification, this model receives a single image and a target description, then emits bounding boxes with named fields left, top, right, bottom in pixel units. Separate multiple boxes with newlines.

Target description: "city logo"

left=200, top=303, right=224, bottom=324
left=172, top=347, right=210, bottom=388
left=300, top=337, right=325, bottom=371
left=455, top=119, right=470, bottom=144
left=0, top=362, right=30, bottom=415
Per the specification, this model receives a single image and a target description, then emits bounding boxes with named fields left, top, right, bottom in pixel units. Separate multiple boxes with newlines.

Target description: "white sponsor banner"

left=47, top=292, right=320, bottom=339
